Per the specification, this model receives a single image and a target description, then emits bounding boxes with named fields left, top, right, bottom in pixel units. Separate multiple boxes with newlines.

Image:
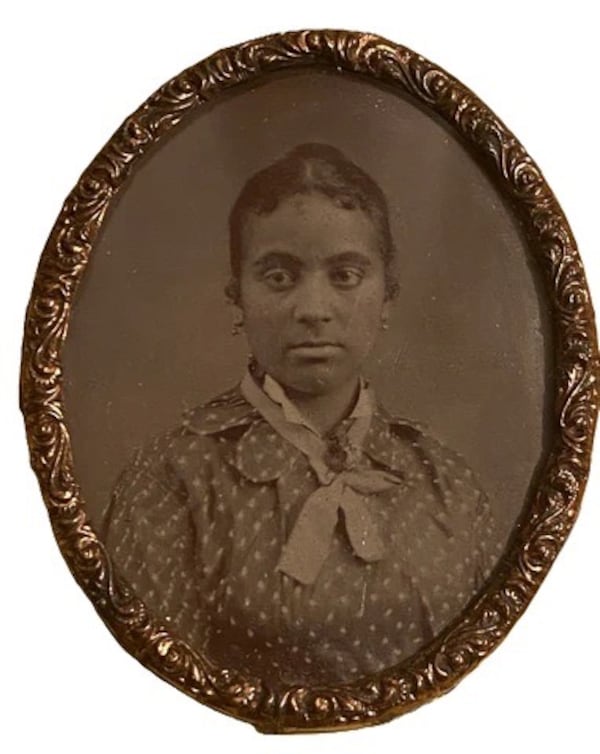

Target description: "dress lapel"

left=183, top=385, right=303, bottom=483
left=363, top=406, right=425, bottom=482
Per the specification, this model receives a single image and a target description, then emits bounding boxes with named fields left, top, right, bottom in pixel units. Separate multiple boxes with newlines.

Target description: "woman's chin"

left=277, top=364, right=356, bottom=398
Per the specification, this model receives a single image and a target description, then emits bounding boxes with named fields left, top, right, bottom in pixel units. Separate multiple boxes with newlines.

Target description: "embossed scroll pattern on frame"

left=20, top=30, right=598, bottom=732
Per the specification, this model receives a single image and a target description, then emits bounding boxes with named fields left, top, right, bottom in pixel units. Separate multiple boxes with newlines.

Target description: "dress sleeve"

left=102, top=432, right=204, bottom=646
left=411, top=430, right=502, bottom=616
left=471, top=486, right=501, bottom=591
left=435, top=443, right=501, bottom=595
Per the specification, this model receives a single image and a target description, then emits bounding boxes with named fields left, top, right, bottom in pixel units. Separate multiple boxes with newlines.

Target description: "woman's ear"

left=385, top=274, right=400, bottom=303
left=380, top=299, right=391, bottom=331
left=230, top=308, right=244, bottom=336
left=225, top=278, right=245, bottom=335
left=224, top=277, right=240, bottom=307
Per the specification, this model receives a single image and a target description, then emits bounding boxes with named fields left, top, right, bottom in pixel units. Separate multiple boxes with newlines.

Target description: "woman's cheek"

left=348, top=290, right=384, bottom=325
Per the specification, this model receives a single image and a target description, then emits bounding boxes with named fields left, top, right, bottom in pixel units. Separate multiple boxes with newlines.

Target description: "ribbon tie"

left=240, top=369, right=403, bottom=585
left=276, top=467, right=401, bottom=584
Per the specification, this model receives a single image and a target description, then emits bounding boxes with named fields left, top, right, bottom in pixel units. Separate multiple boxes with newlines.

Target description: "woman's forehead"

left=241, top=193, right=381, bottom=262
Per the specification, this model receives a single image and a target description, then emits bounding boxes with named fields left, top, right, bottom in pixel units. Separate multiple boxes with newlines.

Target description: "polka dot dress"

left=105, top=384, right=501, bottom=688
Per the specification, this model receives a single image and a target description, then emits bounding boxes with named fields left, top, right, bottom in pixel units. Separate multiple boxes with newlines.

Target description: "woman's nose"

left=292, top=274, right=334, bottom=325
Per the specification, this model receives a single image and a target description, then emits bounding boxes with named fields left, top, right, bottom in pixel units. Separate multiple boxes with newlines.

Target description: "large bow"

left=239, top=369, right=403, bottom=585
left=276, top=468, right=402, bottom=585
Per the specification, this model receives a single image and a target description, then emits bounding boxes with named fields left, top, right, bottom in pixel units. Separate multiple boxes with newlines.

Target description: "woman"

left=105, top=143, right=498, bottom=688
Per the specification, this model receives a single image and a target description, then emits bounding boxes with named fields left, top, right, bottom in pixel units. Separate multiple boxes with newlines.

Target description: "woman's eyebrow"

left=252, top=251, right=302, bottom=269
left=325, top=251, right=373, bottom=267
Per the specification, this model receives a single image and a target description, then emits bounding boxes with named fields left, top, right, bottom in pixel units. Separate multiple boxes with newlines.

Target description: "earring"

left=247, top=354, right=264, bottom=378
left=380, top=316, right=389, bottom=331
left=231, top=315, right=244, bottom=336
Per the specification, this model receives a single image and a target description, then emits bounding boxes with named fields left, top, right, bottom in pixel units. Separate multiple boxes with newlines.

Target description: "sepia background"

left=61, top=69, right=551, bottom=556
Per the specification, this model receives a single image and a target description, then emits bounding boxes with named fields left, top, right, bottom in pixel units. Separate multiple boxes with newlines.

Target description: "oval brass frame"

left=20, top=29, right=599, bottom=733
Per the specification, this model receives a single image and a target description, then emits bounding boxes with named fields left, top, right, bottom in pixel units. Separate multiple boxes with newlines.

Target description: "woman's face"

left=238, top=192, right=390, bottom=396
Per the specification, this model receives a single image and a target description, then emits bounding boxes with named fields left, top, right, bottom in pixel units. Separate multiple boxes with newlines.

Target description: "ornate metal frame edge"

left=20, top=29, right=599, bottom=733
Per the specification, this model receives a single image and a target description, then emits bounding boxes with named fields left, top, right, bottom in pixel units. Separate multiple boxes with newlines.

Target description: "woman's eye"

left=263, top=268, right=296, bottom=289
left=330, top=267, right=365, bottom=288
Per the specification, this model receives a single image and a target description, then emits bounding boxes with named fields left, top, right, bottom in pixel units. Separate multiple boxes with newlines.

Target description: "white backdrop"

left=3, top=2, right=598, bottom=752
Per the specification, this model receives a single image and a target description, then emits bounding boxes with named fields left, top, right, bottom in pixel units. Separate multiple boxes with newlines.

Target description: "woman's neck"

left=281, top=376, right=361, bottom=436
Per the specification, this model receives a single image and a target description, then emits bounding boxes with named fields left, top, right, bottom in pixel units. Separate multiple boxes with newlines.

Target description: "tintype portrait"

left=50, top=48, right=561, bottom=716
left=100, top=142, right=499, bottom=686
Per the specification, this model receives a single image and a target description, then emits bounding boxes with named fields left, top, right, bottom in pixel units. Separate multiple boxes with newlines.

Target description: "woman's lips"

left=288, top=342, right=344, bottom=358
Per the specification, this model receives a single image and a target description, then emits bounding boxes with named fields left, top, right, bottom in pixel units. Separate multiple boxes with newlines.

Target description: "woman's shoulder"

left=152, top=384, right=258, bottom=446
left=111, top=385, right=255, bottom=487
left=367, top=405, right=485, bottom=497
left=181, top=384, right=259, bottom=437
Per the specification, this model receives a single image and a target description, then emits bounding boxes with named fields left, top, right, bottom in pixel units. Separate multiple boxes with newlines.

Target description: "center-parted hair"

left=227, top=143, right=399, bottom=303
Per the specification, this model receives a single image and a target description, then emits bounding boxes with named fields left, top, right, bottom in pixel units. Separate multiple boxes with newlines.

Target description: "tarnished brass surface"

left=20, top=29, right=598, bottom=733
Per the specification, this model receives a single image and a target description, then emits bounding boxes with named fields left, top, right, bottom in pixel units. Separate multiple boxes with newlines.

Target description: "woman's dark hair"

left=226, top=143, right=399, bottom=303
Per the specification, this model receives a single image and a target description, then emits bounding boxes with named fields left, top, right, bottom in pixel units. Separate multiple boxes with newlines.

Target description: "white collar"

left=261, top=371, right=373, bottom=435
